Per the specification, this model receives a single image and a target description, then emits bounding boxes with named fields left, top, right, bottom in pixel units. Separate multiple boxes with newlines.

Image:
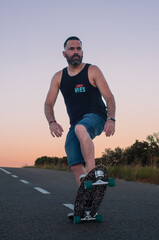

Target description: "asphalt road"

left=0, top=167, right=159, bottom=240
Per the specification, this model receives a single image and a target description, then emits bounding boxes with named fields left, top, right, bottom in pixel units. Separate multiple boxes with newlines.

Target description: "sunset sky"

left=1, top=0, right=159, bottom=167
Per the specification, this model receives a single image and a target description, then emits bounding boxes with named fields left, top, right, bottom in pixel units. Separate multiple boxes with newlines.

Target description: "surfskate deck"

left=73, top=165, right=113, bottom=224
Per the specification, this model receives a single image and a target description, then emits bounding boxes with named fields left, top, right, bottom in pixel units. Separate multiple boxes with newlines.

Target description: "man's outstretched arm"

left=44, top=71, right=64, bottom=137
left=89, top=65, right=116, bottom=137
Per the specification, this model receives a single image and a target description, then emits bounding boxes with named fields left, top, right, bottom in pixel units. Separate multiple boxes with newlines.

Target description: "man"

left=44, top=36, right=116, bottom=186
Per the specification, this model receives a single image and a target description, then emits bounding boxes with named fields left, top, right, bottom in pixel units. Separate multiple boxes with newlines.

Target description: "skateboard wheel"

left=73, top=216, right=81, bottom=224
left=95, top=214, right=103, bottom=223
left=108, top=178, right=115, bottom=187
left=84, top=180, right=92, bottom=190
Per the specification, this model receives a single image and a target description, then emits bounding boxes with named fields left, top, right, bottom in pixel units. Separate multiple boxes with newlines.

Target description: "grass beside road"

left=107, top=166, right=159, bottom=185
left=25, top=164, right=159, bottom=185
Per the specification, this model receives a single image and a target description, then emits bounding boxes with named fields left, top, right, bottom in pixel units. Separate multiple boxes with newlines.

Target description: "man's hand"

left=103, top=120, right=115, bottom=137
left=49, top=122, right=64, bottom=137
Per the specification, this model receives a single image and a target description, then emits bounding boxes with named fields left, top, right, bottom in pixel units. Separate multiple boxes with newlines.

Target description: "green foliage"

left=108, top=166, right=136, bottom=181
left=34, top=133, right=159, bottom=184
left=34, top=156, right=69, bottom=169
left=99, top=132, right=159, bottom=167
left=101, top=147, right=125, bottom=166
left=107, top=165, right=159, bottom=185
left=34, top=132, right=159, bottom=174
left=124, top=140, right=151, bottom=166
left=135, top=166, right=159, bottom=184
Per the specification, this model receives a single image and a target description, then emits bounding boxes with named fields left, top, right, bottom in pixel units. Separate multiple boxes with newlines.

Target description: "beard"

left=65, top=53, right=83, bottom=66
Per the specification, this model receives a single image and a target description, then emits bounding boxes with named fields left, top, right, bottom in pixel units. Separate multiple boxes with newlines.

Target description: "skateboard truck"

left=84, top=211, right=94, bottom=221
left=95, top=169, right=104, bottom=178
left=74, top=211, right=103, bottom=224
left=94, top=170, right=108, bottom=185
left=84, top=170, right=115, bottom=189
left=68, top=211, right=102, bottom=223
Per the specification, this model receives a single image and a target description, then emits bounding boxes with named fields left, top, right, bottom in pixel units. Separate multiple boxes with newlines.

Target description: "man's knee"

left=75, top=124, right=87, bottom=138
left=71, top=163, right=84, bottom=173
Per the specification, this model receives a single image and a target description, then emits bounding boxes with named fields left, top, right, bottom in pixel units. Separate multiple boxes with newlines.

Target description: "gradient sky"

left=1, top=0, right=159, bottom=167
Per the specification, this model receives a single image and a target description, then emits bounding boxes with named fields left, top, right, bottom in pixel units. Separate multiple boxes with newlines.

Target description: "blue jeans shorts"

left=65, top=113, right=106, bottom=167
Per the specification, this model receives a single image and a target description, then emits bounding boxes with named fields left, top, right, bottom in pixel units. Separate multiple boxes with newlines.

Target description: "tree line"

left=35, top=133, right=159, bottom=168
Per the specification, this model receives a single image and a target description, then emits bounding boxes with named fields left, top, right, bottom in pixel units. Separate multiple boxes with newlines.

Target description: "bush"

left=34, top=156, right=68, bottom=167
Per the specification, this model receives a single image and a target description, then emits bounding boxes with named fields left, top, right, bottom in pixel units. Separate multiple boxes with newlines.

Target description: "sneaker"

left=68, top=212, right=74, bottom=220
left=79, top=173, right=87, bottom=183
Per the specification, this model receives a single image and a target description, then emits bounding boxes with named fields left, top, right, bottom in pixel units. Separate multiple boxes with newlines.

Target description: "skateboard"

left=71, top=164, right=115, bottom=224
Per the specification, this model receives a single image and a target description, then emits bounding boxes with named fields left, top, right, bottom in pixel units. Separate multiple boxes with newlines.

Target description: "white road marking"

left=1, top=167, right=52, bottom=195
left=63, top=203, right=74, bottom=210
left=11, top=175, right=18, bottom=178
left=34, top=187, right=51, bottom=194
left=20, top=180, right=29, bottom=184
left=0, top=168, right=11, bottom=174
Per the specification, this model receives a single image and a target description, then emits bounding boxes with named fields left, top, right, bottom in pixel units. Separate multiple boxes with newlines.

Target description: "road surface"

left=0, top=167, right=159, bottom=240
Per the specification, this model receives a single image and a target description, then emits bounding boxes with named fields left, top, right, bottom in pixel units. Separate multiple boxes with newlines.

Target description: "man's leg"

left=65, top=126, right=87, bottom=186
left=75, top=124, right=96, bottom=172
left=65, top=114, right=105, bottom=186
left=71, top=163, right=87, bottom=186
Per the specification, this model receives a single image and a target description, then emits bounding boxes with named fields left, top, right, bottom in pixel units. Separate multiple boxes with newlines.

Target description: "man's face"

left=63, top=40, right=83, bottom=66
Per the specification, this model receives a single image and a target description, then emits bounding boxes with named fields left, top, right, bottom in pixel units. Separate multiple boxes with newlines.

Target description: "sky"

left=0, top=0, right=159, bottom=167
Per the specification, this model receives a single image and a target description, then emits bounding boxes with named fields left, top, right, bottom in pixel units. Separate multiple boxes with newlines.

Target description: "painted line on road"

left=0, top=168, right=11, bottom=174
left=11, top=175, right=18, bottom=178
left=34, top=187, right=51, bottom=194
left=1, top=168, right=51, bottom=195
left=63, top=203, right=74, bottom=210
left=20, top=180, right=30, bottom=184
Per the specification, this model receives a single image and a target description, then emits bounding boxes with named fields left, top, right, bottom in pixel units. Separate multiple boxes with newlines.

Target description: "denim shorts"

left=65, top=113, right=106, bottom=167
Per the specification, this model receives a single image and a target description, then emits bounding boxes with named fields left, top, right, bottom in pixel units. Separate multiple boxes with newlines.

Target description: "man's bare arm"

left=44, top=71, right=64, bottom=137
left=89, top=65, right=116, bottom=137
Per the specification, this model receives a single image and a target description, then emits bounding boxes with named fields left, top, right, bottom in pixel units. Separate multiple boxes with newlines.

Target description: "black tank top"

left=60, top=63, right=107, bottom=126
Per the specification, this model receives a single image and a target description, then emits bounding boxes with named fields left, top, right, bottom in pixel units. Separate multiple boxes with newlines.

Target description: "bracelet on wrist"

left=107, top=117, right=116, bottom=122
left=49, top=120, right=56, bottom=125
